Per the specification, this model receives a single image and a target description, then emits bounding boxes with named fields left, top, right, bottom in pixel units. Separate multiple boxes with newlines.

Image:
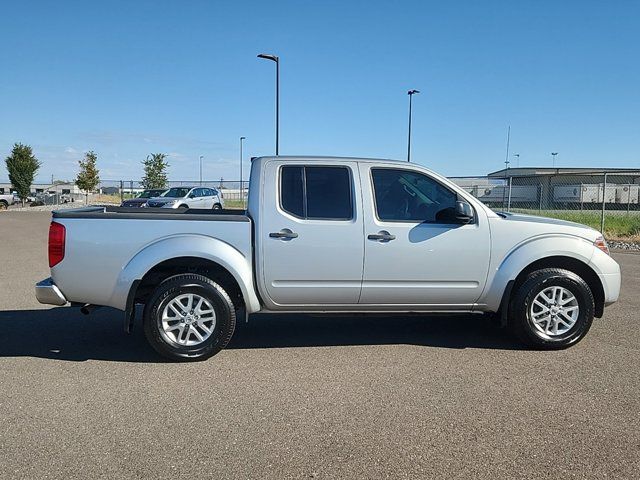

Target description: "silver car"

left=146, top=186, right=224, bottom=209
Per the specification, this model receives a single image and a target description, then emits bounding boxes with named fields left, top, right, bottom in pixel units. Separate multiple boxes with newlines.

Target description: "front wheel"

left=509, top=268, right=594, bottom=349
left=143, top=274, right=236, bottom=361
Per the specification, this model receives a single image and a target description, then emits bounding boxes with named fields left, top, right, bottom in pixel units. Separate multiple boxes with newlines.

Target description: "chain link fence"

left=11, top=170, right=640, bottom=240
left=450, top=170, right=640, bottom=239
left=95, top=179, right=250, bottom=208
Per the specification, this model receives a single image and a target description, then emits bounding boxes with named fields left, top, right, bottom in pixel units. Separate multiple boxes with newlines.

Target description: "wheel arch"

left=481, top=236, right=605, bottom=318
left=112, top=234, right=261, bottom=317
left=496, top=255, right=605, bottom=323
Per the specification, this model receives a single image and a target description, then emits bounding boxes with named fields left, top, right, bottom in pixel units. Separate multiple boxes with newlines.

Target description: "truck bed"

left=49, top=205, right=253, bottom=311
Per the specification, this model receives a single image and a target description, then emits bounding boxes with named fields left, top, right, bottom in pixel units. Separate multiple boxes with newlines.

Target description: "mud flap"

left=124, top=280, right=140, bottom=334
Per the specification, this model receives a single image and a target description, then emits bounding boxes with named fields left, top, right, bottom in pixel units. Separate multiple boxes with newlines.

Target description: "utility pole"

left=407, top=89, right=420, bottom=162
left=258, top=53, right=280, bottom=155
left=504, top=126, right=511, bottom=170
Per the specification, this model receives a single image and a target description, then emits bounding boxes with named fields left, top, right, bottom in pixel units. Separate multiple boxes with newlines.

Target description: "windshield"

left=162, top=188, right=190, bottom=198
left=138, top=189, right=165, bottom=198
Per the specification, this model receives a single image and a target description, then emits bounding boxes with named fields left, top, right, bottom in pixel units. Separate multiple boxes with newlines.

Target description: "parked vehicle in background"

left=146, top=186, right=224, bottom=209
left=0, top=193, right=13, bottom=209
left=35, top=156, right=621, bottom=362
left=120, top=189, right=168, bottom=208
left=34, top=192, right=58, bottom=205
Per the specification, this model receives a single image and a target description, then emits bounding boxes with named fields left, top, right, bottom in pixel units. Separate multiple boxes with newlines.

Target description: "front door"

left=190, top=188, right=206, bottom=208
left=260, top=160, right=364, bottom=307
left=359, top=166, right=491, bottom=308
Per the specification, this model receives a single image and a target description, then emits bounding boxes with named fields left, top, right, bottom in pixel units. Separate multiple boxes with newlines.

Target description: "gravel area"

left=608, top=240, right=640, bottom=252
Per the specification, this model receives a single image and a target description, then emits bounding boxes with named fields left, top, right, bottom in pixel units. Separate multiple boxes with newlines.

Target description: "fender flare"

left=480, top=234, right=596, bottom=312
left=110, top=234, right=262, bottom=315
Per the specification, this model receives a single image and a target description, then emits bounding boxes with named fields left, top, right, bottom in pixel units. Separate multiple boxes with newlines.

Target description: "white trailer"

left=553, top=184, right=617, bottom=204
left=477, top=185, right=538, bottom=203
left=615, top=184, right=640, bottom=205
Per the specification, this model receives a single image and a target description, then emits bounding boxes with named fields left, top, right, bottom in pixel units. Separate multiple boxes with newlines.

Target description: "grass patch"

left=510, top=209, right=640, bottom=241
left=223, top=198, right=246, bottom=210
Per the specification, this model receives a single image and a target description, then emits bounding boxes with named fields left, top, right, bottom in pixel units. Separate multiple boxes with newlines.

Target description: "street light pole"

left=551, top=152, right=558, bottom=168
left=199, top=155, right=203, bottom=185
left=407, top=89, right=420, bottom=162
left=240, top=136, right=246, bottom=208
left=258, top=53, right=280, bottom=155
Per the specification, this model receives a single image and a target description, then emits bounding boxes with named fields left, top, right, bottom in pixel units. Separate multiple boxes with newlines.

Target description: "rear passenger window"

left=281, top=166, right=305, bottom=217
left=280, top=165, right=353, bottom=220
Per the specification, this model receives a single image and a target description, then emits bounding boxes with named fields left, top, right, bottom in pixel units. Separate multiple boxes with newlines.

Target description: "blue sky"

left=1, top=0, right=638, bottom=183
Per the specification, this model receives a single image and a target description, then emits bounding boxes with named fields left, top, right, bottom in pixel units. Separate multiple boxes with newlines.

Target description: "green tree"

left=75, top=151, right=100, bottom=204
left=141, top=153, right=169, bottom=189
left=5, top=143, right=41, bottom=207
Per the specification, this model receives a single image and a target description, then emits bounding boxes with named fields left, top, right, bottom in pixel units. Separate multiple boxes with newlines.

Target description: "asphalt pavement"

left=1, top=211, right=638, bottom=479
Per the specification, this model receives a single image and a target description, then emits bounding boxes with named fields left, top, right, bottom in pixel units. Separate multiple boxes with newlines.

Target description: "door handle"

left=269, top=229, right=298, bottom=239
left=367, top=231, right=396, bottom=242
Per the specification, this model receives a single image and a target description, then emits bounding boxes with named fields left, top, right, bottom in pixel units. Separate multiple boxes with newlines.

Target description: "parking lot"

left=1, top=211, right=639, bottom=479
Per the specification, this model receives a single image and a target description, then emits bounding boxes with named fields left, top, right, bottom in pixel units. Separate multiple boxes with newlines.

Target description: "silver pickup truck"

left=36, top=156, right=621, bottom=361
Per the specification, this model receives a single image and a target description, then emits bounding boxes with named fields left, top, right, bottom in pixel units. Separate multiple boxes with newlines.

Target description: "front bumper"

left=599, top=272, right=621, bottom=306
left=35, top=277, right=67, bottom=306
left=590, top=249, right=621, bottom=306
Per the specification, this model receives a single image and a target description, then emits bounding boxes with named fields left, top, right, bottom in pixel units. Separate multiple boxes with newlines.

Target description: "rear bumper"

left=35, top=277, right=68, bottom=306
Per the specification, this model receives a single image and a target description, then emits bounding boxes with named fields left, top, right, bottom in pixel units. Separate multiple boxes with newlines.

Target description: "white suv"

left=146, top=186, right=224, bottom=210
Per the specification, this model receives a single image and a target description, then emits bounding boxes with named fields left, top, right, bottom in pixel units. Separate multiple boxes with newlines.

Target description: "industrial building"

left=454, top=167, right=640, bottom=210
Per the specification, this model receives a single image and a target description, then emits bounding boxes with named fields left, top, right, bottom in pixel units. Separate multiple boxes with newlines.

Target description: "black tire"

left=213, top=203, right=222, bottom=210
left=509, top=268, right=594, bottom=349
left=0, top=200, right=8, bottom=210
left=143, top=274, right=236, bottom=361
left=178, top=204, right=189, bottom=209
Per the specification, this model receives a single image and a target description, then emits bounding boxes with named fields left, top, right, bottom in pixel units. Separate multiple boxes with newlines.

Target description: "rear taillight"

left=48, top=221, right=66, bottom=267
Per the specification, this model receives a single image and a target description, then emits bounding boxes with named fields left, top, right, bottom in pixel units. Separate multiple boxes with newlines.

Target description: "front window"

left=162, top=188, right=190, bottom=198
left=138, top=189, right=164, bottom=198
left=371, top=168, right=458, bottom=223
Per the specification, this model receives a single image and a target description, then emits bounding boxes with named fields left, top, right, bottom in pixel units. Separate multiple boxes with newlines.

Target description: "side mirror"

left=455, top=200, right=474, bottom=223
left=189, top=194, right=196, bottom=199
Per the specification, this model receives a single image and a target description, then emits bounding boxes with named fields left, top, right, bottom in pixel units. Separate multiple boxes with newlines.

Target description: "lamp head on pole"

left=408, top=89, right=420, bottom=96
left=258, top=53, right=279, bottom=63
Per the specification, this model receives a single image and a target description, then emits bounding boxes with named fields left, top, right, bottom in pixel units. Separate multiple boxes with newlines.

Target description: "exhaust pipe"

left=80, top=304, right=100, bottom=315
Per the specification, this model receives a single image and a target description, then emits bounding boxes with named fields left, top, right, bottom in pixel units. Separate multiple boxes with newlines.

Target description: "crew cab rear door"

left=258, top=160, right=364, bottom=307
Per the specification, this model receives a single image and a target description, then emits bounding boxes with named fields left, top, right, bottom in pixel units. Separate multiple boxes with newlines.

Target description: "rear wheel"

left=509, top=268, right=594, bottom=349
left=143, top=274, right=236, bottom=361
left=213, top=203, right=222, bottom=210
